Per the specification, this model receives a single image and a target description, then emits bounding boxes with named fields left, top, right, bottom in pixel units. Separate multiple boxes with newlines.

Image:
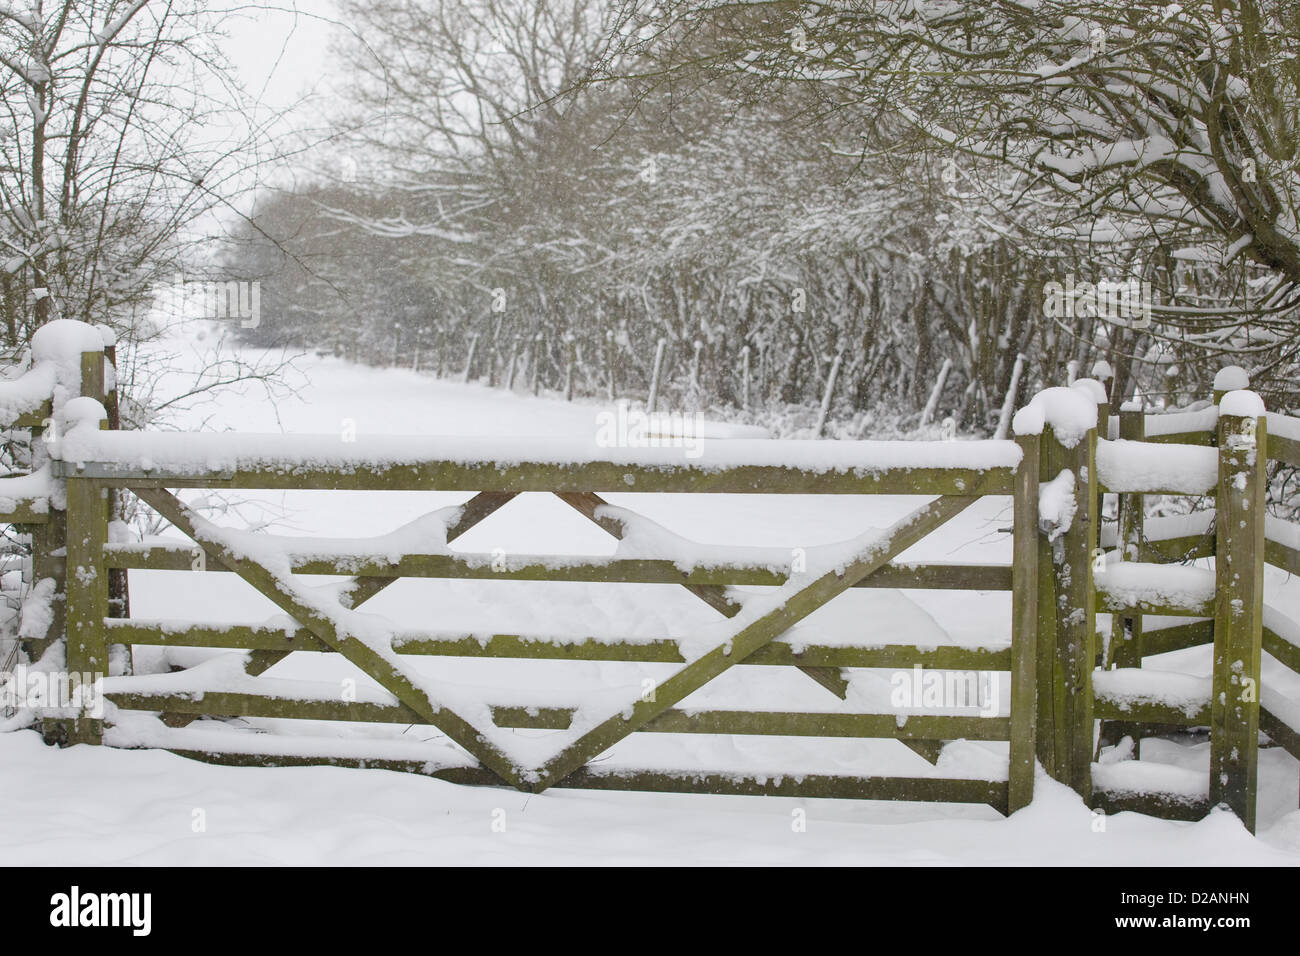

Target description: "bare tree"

left=605, top=1, right=1300, bottom=342
left=0, top=0, right=288, bottom=344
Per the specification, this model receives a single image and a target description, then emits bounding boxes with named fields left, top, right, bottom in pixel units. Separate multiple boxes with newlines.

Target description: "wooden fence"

left=3, top=322, right=1298, bottom=834
left=50, top=431, right=1040, bottom=814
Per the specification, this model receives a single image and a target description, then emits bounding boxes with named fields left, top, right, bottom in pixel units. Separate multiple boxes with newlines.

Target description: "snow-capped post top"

left=1212, top=366, right=1250, bottom=393
left=30, top=319, right=106, bottom=366
left=1218, top=389, right=1265, bottom=419
left=59, top=396, right=108, bottom=433
left=1070, top=377, right=1108, bottom=405
left=1012, top=383, right=1101, bottom=448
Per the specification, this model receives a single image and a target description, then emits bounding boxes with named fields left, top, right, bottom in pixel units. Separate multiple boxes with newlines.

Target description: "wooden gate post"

left=50, top=349, right=113, bottom=745
left=1210, top=398, right=1266, bottom=831
left=1035, top=418, right=1097, bottom=799
left=1009, top=433, right=1040, bottom=812
left=1112, top=405, right=1145, bottom=671
left=62, top=474, right=108, bottom=745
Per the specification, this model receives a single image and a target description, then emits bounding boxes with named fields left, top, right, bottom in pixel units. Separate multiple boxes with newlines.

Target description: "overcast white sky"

left=222, top=1, right=339, bottom=117
left=185, top=1, right=347, bottom=239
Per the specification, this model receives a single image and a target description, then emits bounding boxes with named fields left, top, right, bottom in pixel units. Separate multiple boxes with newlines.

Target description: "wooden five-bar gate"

left=3, top=321, right=1299, bottom=833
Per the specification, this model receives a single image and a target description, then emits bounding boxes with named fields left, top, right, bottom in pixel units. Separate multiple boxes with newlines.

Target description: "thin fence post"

left=1035, top=425, right=1062, bottom=779
left=647, top=338, right=666, bottom=413
left=1112, top=407, right=1146, bottom=661
left=605, top=331, right=617, bottom=401
left=1211, top=401, right=1266, bottom=832
left=741, top=345, right=751, bottom=412
left=920, top=357, right=952, bottom=427
left=564, top=337, right=576, bottom=402
left=994, top=353, right=1026, bottom=440
left=1009, top=432, right=1040, bottom=813
left=505, top=336, right=519, bottom=391
left=814, top=351, right=842, bottom=438
left=462, top=333, right=479, bottom=383
left=530, top=334, right=543, bottom=395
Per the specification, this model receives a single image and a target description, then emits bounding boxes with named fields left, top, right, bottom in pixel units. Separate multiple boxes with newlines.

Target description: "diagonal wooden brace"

left=555, top=490, right=850, bottom=699
left=134, top=487, right=532, bottom=789
left=162, top=491, right=518, bottom=727
left=531, top=495, right=979, bottom=792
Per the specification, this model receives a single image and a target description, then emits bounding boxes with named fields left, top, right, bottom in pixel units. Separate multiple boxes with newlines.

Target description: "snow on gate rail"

left=7, top=330, right=1296, bottom=834
left=38, top=388, right=1042, bottom=813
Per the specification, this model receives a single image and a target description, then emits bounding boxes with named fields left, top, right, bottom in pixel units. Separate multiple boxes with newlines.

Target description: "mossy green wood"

left=1090, top=788, right=1209, bottom=821
left=1095, top=593, right=1215, bottom=617
left=1260, top=708, right=1300, bottom=762
left=106, top=689, right=1010, bottom=740
left=1269, top=432, right=1300, bottom=469
left=1210, top=413, right=1266, bottom=832
left=147, top=746, right=1010, bottom=809
left=1137, top=534, right=1215, bottom=563
left=60, top=477, right=108, bottom=744
left=1142, top=431, right=1214, bottom=447
left=73, top=458, right=1017, bottom=496
left=1112, top=408, right=1145, bottom=673
left=1092, top=696, right=1211, bottom=725
left=131, top=486, right=533, bottom=790
left=1037, top=421, right=1096, bottom=797
left=1140, top=620, right=1214, bottom=657
left=528, top=495, right=980, bottom=793
left=105, top=619, right=1013, bottom=669
left=1034, top=425, right=1063, bottom=777
left=100, top=542, right=1012, bottom=591
left=0, top=502, right=50, bottom=523
left=1263, top=624, right=1300, bottom=674
left=1009, top=434, right=1039, bottom=812
left=1059, top=423, right=1097, bottom=799
left=1265, top=537, right=1300, bottom=576
left=10, top=400, right=53, bottom=429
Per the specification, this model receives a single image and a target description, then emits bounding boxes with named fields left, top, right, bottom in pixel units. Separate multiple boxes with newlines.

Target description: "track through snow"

left=5, top=326, right=1300, bottom=864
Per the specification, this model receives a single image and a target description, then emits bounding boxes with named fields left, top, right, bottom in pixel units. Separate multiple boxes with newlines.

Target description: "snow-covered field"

left=4, top=324, right=1300, bottom=865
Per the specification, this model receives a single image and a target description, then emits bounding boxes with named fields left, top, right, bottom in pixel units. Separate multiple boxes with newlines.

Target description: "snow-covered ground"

left=4, top=324, right=1300, bottom=865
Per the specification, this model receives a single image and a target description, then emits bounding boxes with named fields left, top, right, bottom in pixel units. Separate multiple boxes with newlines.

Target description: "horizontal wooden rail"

left=1143, top=431, right=1214, bottom=447
left=102, top=542, right=1013, bottom=591
left=1090, top=787, right=1210, bottom=821
left=1264, top=622, right=1300, bottom=675
left=1138, top=619, right=1214, bottom=657
left=1270, top=432, right=1300, bottom=469
left=0, top=499, right=49, bottom=524
left=1261, top=707, right=1300, bottom=762
left=1096, top=593, right=1215, bottom=618
left=6, top=401, right=53, bottom=430
left=105, top=688, right=1012, bottom=740
left=103, top=619, right=1014, bottom=669
left=1265, top=535, right=1300, bottom=577
left=56, top=457, right=1019, bottom=496
left=147, top=746, right=1012, bottom=810
left=1093, top=695, right=1210, bottom=725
